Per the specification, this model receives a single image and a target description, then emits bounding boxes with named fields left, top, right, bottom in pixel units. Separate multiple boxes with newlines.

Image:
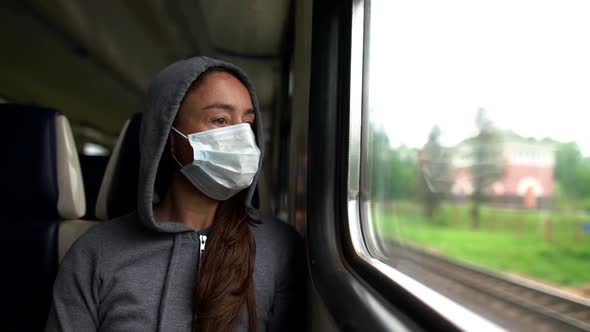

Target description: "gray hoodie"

left=46, top=56, right=305, bottom=332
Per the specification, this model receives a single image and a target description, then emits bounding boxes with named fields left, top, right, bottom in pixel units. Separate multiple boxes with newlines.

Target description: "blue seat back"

left=0, top=104, right=85, bottom=331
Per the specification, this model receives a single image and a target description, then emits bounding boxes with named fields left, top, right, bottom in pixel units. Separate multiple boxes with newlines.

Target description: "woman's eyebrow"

left=202, top=103, right=235, bottom=111
left=202, top=103, right=255, bottom=115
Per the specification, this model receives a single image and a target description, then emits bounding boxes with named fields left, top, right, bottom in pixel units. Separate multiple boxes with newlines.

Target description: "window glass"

left=363, top=1, right=590, bottom=330
left=82, top=142, right=110, bottom=156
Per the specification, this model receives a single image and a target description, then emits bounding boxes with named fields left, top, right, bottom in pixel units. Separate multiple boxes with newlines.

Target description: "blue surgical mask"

left=171, top=123, right=261, bottom=201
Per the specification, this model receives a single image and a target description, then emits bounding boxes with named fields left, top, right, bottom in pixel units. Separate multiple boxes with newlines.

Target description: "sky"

left=367, top=0, right=590, bottom=155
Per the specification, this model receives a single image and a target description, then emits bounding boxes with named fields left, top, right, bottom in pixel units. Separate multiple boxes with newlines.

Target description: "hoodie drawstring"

left=157, top=234, right=181, bottom=332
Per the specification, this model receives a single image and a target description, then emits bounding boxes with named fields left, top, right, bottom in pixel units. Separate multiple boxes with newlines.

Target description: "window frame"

left=307, top=0, right=417, bottom=330
left=307, top=0, right=506, bottom=330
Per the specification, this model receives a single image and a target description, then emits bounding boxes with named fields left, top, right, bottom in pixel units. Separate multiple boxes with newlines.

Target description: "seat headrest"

left=0, top=104, right=86, bottom=219
left=96, top=113, right=142, bottom=220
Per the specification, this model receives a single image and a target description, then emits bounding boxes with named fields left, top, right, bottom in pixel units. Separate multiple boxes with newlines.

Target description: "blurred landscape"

left=369, top=110, right=590, bottom=295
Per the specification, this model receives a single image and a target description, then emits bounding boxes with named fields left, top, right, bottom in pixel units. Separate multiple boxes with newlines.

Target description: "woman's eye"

left=214, top=118, right=227, bottom=125
left=244, top=116, right=255, bottom=125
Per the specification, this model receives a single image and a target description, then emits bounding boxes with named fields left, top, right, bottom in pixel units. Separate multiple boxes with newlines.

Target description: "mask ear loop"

left=171, top=126, right=189, bottom=139
left=170, top=126, right=189, bottom=168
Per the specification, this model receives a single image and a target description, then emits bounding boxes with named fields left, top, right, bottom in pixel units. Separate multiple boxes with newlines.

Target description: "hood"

left=137, top=56, right=265, bottom=233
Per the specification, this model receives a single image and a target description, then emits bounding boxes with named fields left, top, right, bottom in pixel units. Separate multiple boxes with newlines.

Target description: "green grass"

left=372, top=202, right=590, bottom=286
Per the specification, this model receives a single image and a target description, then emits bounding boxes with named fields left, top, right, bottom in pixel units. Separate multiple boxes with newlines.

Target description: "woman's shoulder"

left=251, top=212, right=306, bottom=298
left=251, top=212, right=303, bottom=261
left=66, top=212, right=154, bottom=257
left=252, top=212, right=301, bottom=241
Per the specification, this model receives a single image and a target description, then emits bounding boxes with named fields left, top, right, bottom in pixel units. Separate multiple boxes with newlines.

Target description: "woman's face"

left=171, top=71, right=255, bottom=166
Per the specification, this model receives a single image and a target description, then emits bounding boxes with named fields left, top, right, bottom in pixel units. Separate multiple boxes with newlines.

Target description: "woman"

left=46, top=56, right=305, bottom=332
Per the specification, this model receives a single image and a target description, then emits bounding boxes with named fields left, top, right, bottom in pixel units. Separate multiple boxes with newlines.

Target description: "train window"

left=359, top=0, right=590, bottom=331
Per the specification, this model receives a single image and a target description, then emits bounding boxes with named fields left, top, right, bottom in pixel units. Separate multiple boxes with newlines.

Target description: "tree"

left=368, top=126, right=417, bottom=202
left=470, top=108, right=503, bottom=228
left=554, top=142, right=582, bottom=198
left=418, top=125, right=450, bottom=217
left=368, top=127, right=393, bottom=202
left=573, top=161, right=590, bottom=198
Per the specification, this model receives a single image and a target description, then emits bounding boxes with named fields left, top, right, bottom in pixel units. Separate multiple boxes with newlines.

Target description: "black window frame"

left=306, top=0, right=502, bottom=331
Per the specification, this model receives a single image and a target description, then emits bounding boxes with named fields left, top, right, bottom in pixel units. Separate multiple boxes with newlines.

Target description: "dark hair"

left=194, top=192, right=258, bottom=332
left=156, top=67, right=258, bottom=331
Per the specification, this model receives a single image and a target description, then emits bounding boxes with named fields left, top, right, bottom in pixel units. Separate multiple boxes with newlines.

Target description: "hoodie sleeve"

left=45, top=234, right=101, bottom=332
left=267, top=232, right=307, bottom=332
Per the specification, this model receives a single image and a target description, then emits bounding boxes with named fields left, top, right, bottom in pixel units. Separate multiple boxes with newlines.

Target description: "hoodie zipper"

left=198, top=234, right=207, bottom=260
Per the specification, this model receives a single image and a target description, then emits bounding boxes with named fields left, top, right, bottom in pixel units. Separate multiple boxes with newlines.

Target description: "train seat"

left=95, top=112, right=142, bottom=220
left=58, top=112, right=142, bottom=264
left=79, top=154, right=109, bottom=220
left=0, top=104, right=87, bottom=331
